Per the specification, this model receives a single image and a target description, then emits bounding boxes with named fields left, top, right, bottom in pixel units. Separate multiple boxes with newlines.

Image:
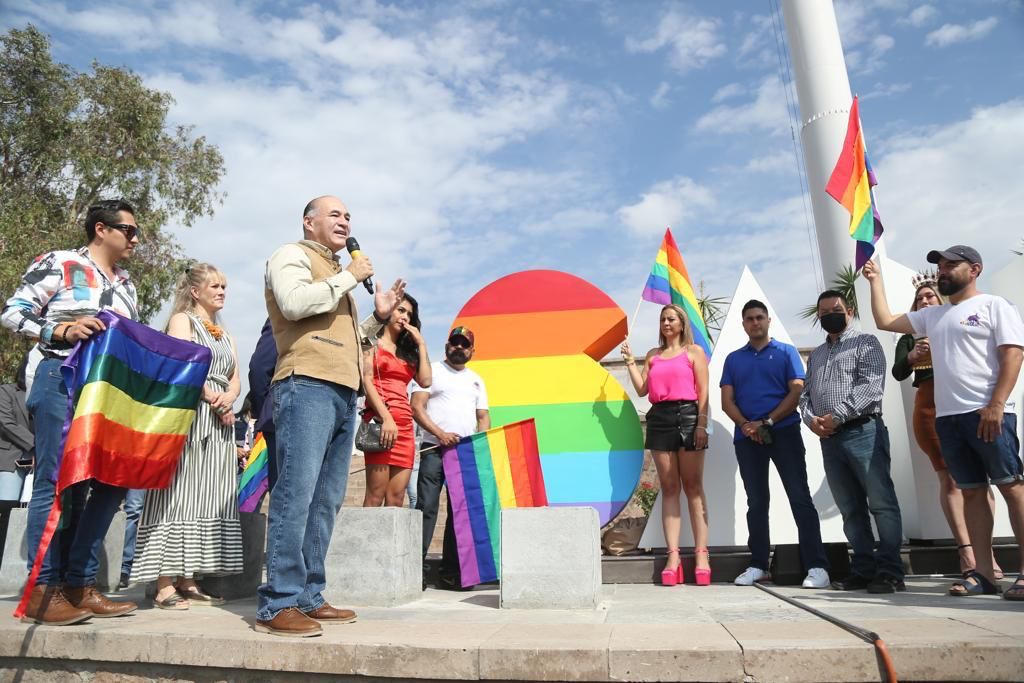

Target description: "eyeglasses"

left=105, top=223, right=141, bottom=240
left=448, top=338, right=472, bottom=349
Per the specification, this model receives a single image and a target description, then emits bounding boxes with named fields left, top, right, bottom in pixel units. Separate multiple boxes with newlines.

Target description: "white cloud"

left=845, top=33, right=896, bottom=75
left=861, top=82, right=912, bottom=100
left=925, top=17, right=999, bottom=47
left=649, top=82, right=671, bottom=109
left=625, top=9, right=726, bottom=72
left=743, top=151, right=797, bottom=175
left=695, top=76, right=790, bottom=135
left=711, top=82, right=746, bottom=103
left=900, top=4, right=938, bottom=27
left=617, top=178, right=716, bottom=236
left=876, top=99, right=1024, bottom=276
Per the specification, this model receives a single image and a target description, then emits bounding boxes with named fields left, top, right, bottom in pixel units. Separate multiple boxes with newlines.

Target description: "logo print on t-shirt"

left=960, top=314, right=982, bottom=328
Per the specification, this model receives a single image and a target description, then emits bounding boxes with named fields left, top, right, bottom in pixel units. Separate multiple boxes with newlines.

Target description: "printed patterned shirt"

left=1, top=248, right=138, bottom=357
left=799, top=327, right=885, bottom=427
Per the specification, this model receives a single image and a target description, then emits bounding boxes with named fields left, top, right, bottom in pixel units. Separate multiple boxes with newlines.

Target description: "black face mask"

left=820, top=312, right=847, bottom=334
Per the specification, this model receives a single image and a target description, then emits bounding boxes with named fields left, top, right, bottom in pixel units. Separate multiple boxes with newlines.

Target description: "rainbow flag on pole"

left=825, top=95, right=885, bottom=270
left=238, top=432, right=269, bottom=512
left=641, top=228, right=712, bottom=358
left=15, top=310, right=210, bottom=617
left=442, top=419, right=546, bottom=587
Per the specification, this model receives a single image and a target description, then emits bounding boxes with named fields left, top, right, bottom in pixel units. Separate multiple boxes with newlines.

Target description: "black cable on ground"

left=754, top=582, right=898, bottom=683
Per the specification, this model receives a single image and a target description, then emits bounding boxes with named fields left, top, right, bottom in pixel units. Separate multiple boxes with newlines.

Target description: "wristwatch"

left=763, top=417, right=774, bottom=427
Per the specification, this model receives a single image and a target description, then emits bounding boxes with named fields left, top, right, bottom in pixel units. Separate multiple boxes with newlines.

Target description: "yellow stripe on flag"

left=487, top=429, right=518, bottom=508
left=75, top=381, right=196, bottom=436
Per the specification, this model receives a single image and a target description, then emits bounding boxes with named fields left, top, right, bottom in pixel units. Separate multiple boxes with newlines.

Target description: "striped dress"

left=130, top=314, right=244, bottom=582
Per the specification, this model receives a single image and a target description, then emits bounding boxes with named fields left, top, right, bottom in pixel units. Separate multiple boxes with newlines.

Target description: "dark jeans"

left=26, top=358, right=126, bottom=586
left=735, top=423, right=828, bottom=572
left=820, top=417, right=904, bottom=580
left=120, top=488, right=146, bottom=575
left=415, top=443, right=459, bottom=578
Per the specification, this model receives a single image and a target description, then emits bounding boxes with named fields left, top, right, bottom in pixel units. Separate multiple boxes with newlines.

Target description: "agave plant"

left=696, top=280, right=729, bottom=342
left=799, top=264, right=860, bottom=324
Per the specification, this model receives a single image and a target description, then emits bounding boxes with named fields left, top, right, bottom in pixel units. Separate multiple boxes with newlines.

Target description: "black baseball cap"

left=926, top=245, right=982, bottom=266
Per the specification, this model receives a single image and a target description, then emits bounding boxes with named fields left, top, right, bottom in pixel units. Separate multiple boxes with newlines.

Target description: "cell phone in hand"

left=757, top=423, right=774, bottom=446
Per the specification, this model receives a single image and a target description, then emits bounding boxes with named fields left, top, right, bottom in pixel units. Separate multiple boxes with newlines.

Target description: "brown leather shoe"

left=305, top=602, right=357, bottom=624
left=254, top=607, right=323, bottom=637
left=64, top=585, right=137, bottom=618
left=21, top=584, right=92, bottom=625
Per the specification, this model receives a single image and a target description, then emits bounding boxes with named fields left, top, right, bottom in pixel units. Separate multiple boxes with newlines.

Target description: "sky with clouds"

left=4, top=0, right=1023, bottom=388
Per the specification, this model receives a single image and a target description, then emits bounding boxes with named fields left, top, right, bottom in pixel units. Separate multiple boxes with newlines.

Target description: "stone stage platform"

left=0, top=577, right=1021, bottom=682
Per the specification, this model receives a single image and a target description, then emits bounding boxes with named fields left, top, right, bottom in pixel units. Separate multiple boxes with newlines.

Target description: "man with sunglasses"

left=411, top=326, right=490, bottom=589
left=2, top=199, right=141, bottom=625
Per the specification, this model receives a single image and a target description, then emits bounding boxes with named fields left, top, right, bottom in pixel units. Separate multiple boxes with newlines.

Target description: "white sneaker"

left=734, top=566, right=769, bottom=586
left=802, top=567, right=830, bottom=589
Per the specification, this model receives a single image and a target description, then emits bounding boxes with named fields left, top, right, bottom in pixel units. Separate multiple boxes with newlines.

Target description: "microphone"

left=345, top=236, right=374, bottom=294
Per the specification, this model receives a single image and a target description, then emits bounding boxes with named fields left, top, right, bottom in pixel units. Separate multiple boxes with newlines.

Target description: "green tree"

left=799, top=264, right=860, bottom=324
left=0, top=25, right=224, bottom=381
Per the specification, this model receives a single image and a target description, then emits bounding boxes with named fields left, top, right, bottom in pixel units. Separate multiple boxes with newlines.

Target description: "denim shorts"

left=935, top=411, right=1023, bottom=488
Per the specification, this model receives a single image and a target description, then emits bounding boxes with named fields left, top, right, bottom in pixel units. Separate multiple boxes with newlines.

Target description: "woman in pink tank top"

left=621, top=304, right=711, bottom=587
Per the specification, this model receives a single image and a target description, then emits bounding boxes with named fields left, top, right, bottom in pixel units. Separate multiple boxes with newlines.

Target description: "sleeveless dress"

left=363, top=347, right=416, bottom=468
left=130, top=314, right=244, bottom=582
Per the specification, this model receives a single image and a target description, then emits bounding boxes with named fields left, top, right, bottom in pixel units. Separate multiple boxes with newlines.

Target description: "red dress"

left=363, top=347, right=416, bottom=468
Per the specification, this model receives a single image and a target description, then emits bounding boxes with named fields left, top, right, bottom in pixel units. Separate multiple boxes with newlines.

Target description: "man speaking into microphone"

left=256, top=195, right=405, bottom=637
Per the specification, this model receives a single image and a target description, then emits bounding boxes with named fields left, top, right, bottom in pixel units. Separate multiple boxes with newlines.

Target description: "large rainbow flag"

left=15, top=310, right=210, bottom=617
left=825, top=95, right=885, bottom=270
left=641, top=228, right=712, bottom=358
left=238, top=432, right=269, bottom=512
left=442, top=419, right=546, bottom=587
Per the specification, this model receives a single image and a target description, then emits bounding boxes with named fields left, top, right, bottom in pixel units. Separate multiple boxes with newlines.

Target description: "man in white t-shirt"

left=863, top=246, right=1024, bottom=599
left=411, top=326, right=489, bottom=589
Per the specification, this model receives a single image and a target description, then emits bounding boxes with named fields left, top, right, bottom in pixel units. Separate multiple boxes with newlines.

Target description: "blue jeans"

left=935, top=412, right=1022, bottom=488
left=26, top=358, right=126, bottom=586
left=820, top=417, right=904, bottom=580
left=735, top=424, right=828, bottom=572
left=256, top=376, right=358, bottom=621
left=406, top=453, right=420, bottom=509
left=120, top=489, right=146, bottom=575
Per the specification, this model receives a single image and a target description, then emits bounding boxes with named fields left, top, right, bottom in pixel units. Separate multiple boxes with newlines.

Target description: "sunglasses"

left=448, top=338, right=472, bottom=349
left=105, top=223, right=141, bottom=240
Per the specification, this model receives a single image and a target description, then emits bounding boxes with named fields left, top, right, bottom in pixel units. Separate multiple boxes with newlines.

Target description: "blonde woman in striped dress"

left=131, top=263, right=244, bottom=609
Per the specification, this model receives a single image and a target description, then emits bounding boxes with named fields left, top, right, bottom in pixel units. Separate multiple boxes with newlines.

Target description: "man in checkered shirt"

left=799, top=289, right=905, bottom=594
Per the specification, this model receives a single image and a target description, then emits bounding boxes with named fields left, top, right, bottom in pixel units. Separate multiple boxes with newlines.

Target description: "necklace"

left=201, top=318, right=224, bottom=340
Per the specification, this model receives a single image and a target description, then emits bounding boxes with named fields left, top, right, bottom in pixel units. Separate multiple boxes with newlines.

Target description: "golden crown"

left=911, top=269, right=937, bottom=289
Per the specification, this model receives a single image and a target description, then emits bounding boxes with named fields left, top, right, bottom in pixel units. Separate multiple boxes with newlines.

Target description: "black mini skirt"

left=645, top=399, right=703, bottom=452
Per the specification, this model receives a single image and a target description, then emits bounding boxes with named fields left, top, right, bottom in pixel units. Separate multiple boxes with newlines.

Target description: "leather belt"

left=839, top=414, right=878, bottom=431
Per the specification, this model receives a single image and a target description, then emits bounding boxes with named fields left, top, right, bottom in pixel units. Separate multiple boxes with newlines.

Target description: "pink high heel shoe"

left=694, top=548, right=711, bottom=586
left=661, top=548, right=684, bottom=586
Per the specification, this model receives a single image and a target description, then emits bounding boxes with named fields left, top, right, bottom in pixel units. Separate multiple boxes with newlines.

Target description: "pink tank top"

left=647, top=351, right=698, bottom=403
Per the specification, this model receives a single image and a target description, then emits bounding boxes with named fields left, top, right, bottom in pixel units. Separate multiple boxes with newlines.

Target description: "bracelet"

left=372, top=310, right=388, bottom=323
left=60, top=324, right=70, bottom=343
left=623, top=355, right=634, bottom=363
left=695, top=426, right=707, bottom=432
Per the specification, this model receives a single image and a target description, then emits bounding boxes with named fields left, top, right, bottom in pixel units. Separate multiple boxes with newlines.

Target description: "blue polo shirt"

left=720, top=338, right=805, bottom=442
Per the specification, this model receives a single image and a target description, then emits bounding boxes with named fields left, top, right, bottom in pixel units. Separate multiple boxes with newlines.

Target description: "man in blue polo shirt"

left=721, top=300, right=830, bottom=588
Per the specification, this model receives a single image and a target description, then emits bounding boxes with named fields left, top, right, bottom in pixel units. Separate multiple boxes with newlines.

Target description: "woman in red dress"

left=362, top=294, right=431, bottom=507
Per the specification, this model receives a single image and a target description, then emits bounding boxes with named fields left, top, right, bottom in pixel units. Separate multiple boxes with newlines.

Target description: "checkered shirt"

left=799, top=327, right=885, bottom=426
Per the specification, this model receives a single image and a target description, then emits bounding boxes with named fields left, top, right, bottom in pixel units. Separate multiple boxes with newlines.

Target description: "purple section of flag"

left=442, top=447, right=482, bottom=587
left=641, top=283, right=670, bottom=305
left=239, top=480, right=268, bottom=513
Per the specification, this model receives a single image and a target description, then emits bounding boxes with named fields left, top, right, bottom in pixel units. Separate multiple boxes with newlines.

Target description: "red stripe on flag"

left=503, top=424, right=534, bottom=507
left=518, top=419, right=547, bottom=506
left=826, top=96, right=863, bottom=206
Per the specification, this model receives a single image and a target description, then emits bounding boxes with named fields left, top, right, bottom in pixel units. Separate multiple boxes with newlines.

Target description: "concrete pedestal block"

left=500, top=507, right=601, bottom=609
left=323, top=507, right=422, bottom=607
left=199, top=512, right=267, bottom=601
left=0, top=507, right=125, bottom=593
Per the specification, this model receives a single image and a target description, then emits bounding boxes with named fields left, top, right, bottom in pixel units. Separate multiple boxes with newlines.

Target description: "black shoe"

left=438, top=574, right=466, bottom=591
left=830, top=575, right=872, bottom=591
left=867, top=575, right=906, bottom=594
left=118, top=573, right=130, bottom=589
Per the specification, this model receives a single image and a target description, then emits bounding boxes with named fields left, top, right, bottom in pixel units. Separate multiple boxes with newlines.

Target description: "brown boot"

left=64, top=585, right=137, bottom=618
left=254, top=607, right=323, bottom=637
left=305, top=602, right=357, bottom=624
left=21, top=584, right=92, bottom=625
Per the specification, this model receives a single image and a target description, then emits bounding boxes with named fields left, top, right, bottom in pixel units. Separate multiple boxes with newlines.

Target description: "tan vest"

left=266, top=242, right=362, bottom=390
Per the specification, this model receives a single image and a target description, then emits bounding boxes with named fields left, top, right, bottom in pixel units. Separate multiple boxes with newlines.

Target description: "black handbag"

left=356, top=347, right=388, bottom=453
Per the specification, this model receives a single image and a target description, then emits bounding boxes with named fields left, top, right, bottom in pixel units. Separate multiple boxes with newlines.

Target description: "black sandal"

left=949, top=570, right=1001, bottom=597
left=1003, top=575, right=1024, bottom=602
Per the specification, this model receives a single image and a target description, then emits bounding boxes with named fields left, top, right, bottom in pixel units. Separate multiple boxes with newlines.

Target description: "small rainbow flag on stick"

left=825, top=95, right=885, bottom=270
left=15, top=310, right=210, bottom=617
left=442, top=418, right=546, bottom=587
left=238, top=432, right=269, bottom=513
left=641, top=228, right=712, bottom=358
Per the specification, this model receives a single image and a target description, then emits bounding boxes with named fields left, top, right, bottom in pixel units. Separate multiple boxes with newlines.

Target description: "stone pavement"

left=0, top=578, right=1021, bottom=681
